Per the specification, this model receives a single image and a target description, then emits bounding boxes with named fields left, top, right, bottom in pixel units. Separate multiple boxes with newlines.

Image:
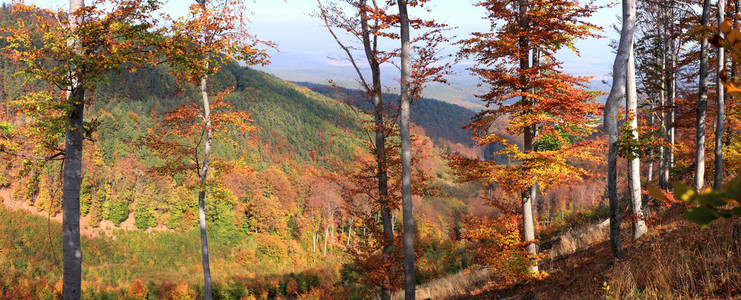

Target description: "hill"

left=294, top=82, right=478, bottom=149
left=0, top=37, right=485, bottom=297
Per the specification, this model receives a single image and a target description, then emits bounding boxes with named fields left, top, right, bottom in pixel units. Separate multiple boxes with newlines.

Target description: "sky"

left=24, top=0, right=622, bottom=101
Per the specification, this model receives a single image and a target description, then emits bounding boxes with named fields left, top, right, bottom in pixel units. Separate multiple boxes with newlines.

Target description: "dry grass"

left=390, top=268, right=492, bottom=300
left=543, top=219, right=610, bottom=260
left=605, top=217, right=741, bottom=299
left=452, top=207, right=741, bottom=299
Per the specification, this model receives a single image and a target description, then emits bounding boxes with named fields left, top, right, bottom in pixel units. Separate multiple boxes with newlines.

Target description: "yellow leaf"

left=722, top=20, right=732, bottom=35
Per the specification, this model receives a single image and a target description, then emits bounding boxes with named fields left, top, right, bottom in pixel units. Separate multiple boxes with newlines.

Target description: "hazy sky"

left=26, top=0, right=621, bottom=81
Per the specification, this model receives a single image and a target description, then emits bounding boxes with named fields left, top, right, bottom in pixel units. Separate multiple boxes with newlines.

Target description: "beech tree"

left=396, top=1, right=414, bottom=297
left=0, top=1, right=161, bottom=297
left=316, top=1, right=397, bottom=296
left=695, top=0, right=711, bottom=190
left=456, top=0, right=602, bottom=270
left=604, top=0, right=636, bottom=259
left=715, top=0, right=726, bottom=190
left=626, top=45, right=647, bottom=239
left=317, top=0, right=448, bottom=297
left=162, top=0, right=270, bottom=298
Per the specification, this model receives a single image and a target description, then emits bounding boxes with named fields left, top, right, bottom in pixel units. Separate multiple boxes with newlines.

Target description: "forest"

left=0, top=0, right=740, bottom=299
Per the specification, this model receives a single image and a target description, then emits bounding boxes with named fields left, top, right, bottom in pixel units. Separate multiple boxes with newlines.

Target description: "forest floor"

left=452, top=206, right=741, bottom=299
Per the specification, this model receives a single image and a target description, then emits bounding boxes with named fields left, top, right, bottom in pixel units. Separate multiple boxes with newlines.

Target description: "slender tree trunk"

left=347, top=217, right=353, bottom=246
left=198, top=59, right=213, bottom=300
left=647, top=97, right=655, bottom=183
left=604, top=0, right=636, bottom=260
left=659, top=3, right=670, bottom=190
left=398, top=1, right=415, bottom=298
left=324, top=225, right=328, bottom=256
left=695, top=0, right=711, bottom=191
left=522, top=183, right=537, bottom=272
left=669, top=48, right=676, bottom=169
left=517, top=0, right=538, bottom=272
left=715, top=0, right=726, bottom=190
left=313, top=231, right=317, bottom=252
left=62, top=1, right=84, bottom=298
left=318, top=1, right=394, bottom=297
left=627, top=46, right=647, bottom=239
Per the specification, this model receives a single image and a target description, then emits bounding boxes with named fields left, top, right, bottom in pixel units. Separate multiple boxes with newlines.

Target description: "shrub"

left=256, top=234, right=287, bottom=263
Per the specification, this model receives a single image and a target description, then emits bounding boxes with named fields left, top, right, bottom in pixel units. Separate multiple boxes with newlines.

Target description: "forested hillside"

left=0, top=12, right=486, bottom=296
left=295, top=82, right=477, bottom=148
left=3, top=0, right=741, bottom=299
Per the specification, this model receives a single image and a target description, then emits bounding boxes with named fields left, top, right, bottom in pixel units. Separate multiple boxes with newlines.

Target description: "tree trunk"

left=647, top=97, right=655, bottom=183
left=318, top=1, right=394, bottom=297
left=324, top=225, right=328, bottom=256
left=669, top=46, right=676, bottom=170
left=398, top=1, right=415, bottom=298
left=695, top=0, right=711, bottom=191
left=522, top=183, right=538, bottom=272
left=363, top=13, right=395, bottom=300
left=198, top=59, right=213, bottom=300
left=313, top=231, right=317, bottom=252
left=347, top=217, right=353, bottom=246
left=517, top=0, right=539, bottom=272
left=62, top=1, right=84, bottom=298
left=659, top=3, right=670, bottom=190
left=627, top=45, right=647, bottom=239
left=715, top=0, right=726, bottom=190
left=604, top=0, right=636, bottom=260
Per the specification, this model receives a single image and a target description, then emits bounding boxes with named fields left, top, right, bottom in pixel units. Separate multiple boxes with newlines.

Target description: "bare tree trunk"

left=516, top=0, right=539, bottom=272
left=198, top=61, right=213, bottom=300
left=62, top=1, right=84, bottom=298
left=398, top=1, right=415, bottom=298
left=647, top=97, right=655, bottom=183
left=324, top=225, right=328, bottom=256
left=347, top=217, right=353, bottom=247
left=604, top=0, right=636, bottom=260
left=669, top=44, right=676, bottom=170
left=313, top=231, right=317, bottom=252
left=627, top=45, right=647, bottom=239
left=715, top=0, right=726, bottom=190
left=659, top=3, right=670, bottom=190
left=695, top=0, right=711, bottom=191
left=522, top=183, right=538, bottom=272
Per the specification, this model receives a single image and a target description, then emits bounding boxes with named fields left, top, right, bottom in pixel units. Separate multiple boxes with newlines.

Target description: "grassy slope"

left=0, top=203, right=339, bottom=299
left=450, top=207, right=741, bottom=299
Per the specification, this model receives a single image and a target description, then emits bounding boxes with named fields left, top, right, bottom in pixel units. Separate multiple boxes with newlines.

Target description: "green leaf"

left=696, top=190, right=728, bottom=207
left=647, top=184, right=670, bottom=203
left=674, top=182, right=696, bottom=203
left=684, top=206, right=719, bottom=228
left=0, top=123, right=11, bottom=134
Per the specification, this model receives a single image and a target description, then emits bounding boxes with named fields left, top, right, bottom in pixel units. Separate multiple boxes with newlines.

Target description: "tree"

left=456, top=0, right=602, bottom=269
left=315, top=1, right=396, bottom=296
left=626, top=45, right=647, bottom=239
left=604, top=0, right=636, bottom=260
left=396, top=1, right=414, bottom=297
left=317, top=0, right=448, bottom=297
left=695, top=0, right=712, bottom=190
left=715, top=0, right=727, bottom=190
left=1, top=1, right=161, bottom=297
left=158, top=1, right=270, bottom=298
